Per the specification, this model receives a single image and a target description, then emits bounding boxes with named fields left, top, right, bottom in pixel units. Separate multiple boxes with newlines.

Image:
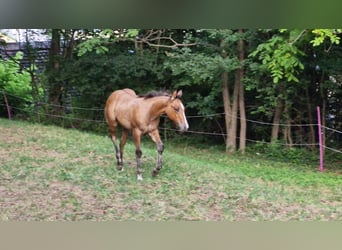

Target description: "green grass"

left=1, top=118, right=341, bottom=221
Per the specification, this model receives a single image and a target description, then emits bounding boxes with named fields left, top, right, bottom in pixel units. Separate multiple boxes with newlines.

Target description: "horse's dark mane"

left=139, top=90, right=170, bottom=99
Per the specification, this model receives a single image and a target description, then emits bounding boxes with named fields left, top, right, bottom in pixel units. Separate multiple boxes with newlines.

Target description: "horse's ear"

left=171, top=89, right=182, bottom=101
left=170, top=90, right=177, bottom=101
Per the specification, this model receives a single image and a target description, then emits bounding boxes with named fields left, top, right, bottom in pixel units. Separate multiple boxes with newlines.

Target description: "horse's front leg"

left=149, top=130, right=164, bottom=177
left=133, top=129, right=143, bottom=181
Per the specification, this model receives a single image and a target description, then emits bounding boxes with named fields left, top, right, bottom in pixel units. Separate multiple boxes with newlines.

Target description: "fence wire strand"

left=323, top=126, right=342, bottom=134
left=323, top=146, right=342, bottom=154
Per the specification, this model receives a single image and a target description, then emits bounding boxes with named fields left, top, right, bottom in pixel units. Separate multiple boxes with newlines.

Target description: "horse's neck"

left=149, top=97, right=169, bottom=118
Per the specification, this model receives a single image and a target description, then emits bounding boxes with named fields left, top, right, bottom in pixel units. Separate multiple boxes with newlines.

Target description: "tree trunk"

left=226, top=71, right=239, bottom=153
left=283, top=103, right=293, bottom=147
left=221, top=32, right=246, bottom=154
left=221, top=46, right=233, bottom=153
left=305, top=84, right=315, bottom=150
left=271, top=97, right=283, bottom=143
left=237, top=29, right=246, bottom=154
left=62, top=29, right=76, bottom=59
left=48, top=29, right=62, bottom=114
left=319, top=71, right=326, bottom=155
left=222, top=70, right=232, bottom=152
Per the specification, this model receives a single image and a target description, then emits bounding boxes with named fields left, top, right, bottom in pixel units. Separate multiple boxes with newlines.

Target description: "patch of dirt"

left=0, top=179, right=126, bottom=221
left=0, top=125, right=68, bottom=167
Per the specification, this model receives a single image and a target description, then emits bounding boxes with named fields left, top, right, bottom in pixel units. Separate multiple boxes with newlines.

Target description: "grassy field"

left=1, top=118, right=341, bottom=221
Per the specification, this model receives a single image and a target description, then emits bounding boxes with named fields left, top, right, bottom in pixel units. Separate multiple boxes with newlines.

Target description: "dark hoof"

left=117, top=165, right=124, bottom=171
left=152, top=170, right=159, bottom=177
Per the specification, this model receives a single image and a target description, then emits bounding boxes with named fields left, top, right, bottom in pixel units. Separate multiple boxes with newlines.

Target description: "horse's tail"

left=104, top=105, right=110, bottom=123
left=104, top=92, right=117, bottom=125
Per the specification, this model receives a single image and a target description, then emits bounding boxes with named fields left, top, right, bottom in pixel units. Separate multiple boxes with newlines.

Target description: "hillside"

left=0, top=118, right=341, bottom=221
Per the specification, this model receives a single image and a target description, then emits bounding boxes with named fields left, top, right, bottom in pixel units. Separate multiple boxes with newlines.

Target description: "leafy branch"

left=136, top=29, right=197, bottom=49
left=249, top=33, right=304, bottom=84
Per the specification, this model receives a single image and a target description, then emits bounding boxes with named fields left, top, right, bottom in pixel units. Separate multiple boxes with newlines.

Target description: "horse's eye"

left=173, top=106, right=179, bottom=112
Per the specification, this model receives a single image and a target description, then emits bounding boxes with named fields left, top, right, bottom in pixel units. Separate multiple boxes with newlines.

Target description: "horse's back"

left=105, top=88, right=138, bottom=125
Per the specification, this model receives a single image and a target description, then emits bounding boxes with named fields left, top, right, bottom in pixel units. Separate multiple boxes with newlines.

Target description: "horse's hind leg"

left=133, top=129, right=143, bottom=181
left=149, top=130, right=164, bottom=177
left=108, top=121, right=123, bottom=170
left=119, top=129, right=129, bottom=168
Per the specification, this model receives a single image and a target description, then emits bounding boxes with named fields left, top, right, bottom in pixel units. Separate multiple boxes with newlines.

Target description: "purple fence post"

left=3, top=91, right=12, bottom=120
left=316, top=106, right=323, bottom=172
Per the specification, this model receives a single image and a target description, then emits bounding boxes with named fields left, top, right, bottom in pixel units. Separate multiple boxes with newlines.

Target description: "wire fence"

left=2, top=90, right=342, bottom=156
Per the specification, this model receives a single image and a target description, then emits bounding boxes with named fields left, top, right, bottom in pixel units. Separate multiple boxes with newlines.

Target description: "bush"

left=0, top=52, right=32, bottom=117
left=250, top=140, right=318, bottom=165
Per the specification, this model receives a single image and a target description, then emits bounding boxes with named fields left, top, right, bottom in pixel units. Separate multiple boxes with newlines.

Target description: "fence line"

left=0, top=90, right=326, bottom=128
left=2, top=91, right=104, bottom=111
left=1, top=91, right=341, bottom=155
left=1, top=91, right=341, bottom=133
left=7, top=105, right=106, bottom=123
left=35, top=102, right=104, bottom=111
left=160, top=127, right=320, bottom=147
left=177, top=112, right=319, bottom=127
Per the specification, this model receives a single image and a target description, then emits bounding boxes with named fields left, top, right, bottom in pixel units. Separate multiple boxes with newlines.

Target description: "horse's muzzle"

left=178, top=123, right=189, bottom=133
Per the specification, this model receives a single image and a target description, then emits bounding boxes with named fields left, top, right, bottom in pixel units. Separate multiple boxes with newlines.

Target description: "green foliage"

left=311, top=29, right=342, bottom=46
left=249, top=34, right=304, bottom=83
left=48, top=43, right=166, bottom=131
left=163, top=29, right=241, bottom=119
left=164, top=29, right=240, bottom=87
left=246, top=30, right=312, bottom=132
left=164, top=51, right=222, bottom=86
left=76, top=29, right=139, bottom=57
left=203, top=29, right=240, bottom=50
left=76, top=37, right=109, bottom=56
left=125, top=29, right=139, bottom=38
left=67, top=48, right=162, bottom=95
left=0, top=52, right=31, bottom=96
left=250, top=141, right=318, bottom=165
left=0, top=52, right=32, bottom=116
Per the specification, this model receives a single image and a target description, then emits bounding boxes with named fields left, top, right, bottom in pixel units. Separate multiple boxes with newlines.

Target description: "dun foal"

left=104, top=88, right=189, bottom=180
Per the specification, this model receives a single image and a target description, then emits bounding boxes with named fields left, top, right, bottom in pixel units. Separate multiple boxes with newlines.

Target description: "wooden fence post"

left=2, top=91, right=11, bottom=120
left=317, top=106, right=323, bottom=172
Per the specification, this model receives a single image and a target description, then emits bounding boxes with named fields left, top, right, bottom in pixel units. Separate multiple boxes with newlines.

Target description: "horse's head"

left=165, top=90, right=189, bottom=132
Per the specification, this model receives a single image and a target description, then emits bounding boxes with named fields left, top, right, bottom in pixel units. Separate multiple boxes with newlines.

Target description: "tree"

left=309, top=29, right=342, bottom=150
left=46, top=29, right=62, bottom=113
left=248, top=29, right=342, bottom=149
left=249, top=30, right=305, bottom=144
left=21, top=29, right=45, bottom=116
left=237, top=29, right=247, bottom=153
left=163, top=29, right=251, bottom=153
